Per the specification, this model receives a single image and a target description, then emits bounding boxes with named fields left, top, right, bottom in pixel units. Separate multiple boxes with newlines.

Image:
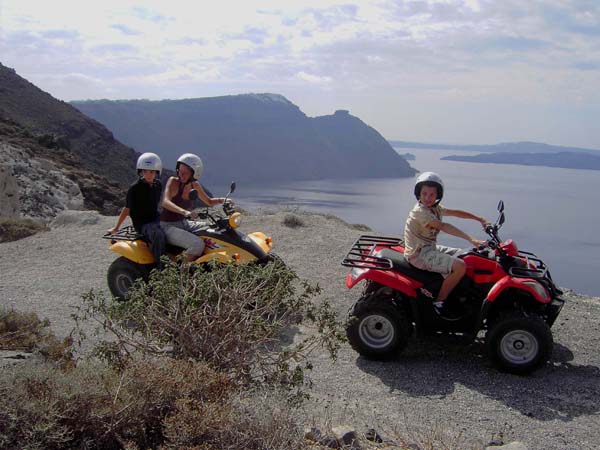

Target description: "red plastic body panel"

left=346, top=268, right=421, bottom=297
left=500, top=239, right=519, bottom=257
left=486, top=275, right=551, bottom=304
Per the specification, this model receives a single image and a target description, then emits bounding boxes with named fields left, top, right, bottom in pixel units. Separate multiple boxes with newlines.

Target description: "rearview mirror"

left=229, top=182, right=236, bottom=194
left=498, top=211, right=505, bottom=227
left=497, top=200, right=504, bottom=213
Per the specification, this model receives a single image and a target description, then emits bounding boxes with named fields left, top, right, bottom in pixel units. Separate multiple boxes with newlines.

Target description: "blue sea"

left=224, top=148, right=600, bottom=297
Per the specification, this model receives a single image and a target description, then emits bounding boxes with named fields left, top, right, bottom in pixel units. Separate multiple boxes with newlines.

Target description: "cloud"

left=296, top=71, right=333, bottom=84
left=111, top=24, right=142, bottom=36
left=2, top=0, right=600, bottom=147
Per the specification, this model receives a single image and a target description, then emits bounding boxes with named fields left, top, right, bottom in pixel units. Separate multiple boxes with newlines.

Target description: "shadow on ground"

left=355, top=337, right=599, bottom=422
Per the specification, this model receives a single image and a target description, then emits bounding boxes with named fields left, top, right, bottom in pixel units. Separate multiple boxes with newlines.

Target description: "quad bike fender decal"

left=486, top=275, right=551, bottom=303
left=109, top=240, right=154, bottom=265
left=194, top=251, right=233, bottom=264
left=345, top=269, right=419, bottom=297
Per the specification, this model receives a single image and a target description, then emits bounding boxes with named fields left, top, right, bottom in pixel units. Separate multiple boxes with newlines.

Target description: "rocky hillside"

left=72, top=95, right=416, bottom=184
left=0, top=63, right=137, bottom=217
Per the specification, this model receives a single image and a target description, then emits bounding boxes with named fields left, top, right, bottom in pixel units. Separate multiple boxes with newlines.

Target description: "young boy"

left=404, top=172, right=488, bottom=313
left=108, top=152, right=166, bottom=269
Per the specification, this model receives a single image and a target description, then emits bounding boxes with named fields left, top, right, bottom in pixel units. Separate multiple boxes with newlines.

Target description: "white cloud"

left=1, top=0, right=600, bottom=147
left=296, top=71, right=333, bottom=84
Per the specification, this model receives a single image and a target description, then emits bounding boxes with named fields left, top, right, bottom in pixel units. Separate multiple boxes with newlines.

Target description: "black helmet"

left=414, top=171, right=444, bottom=204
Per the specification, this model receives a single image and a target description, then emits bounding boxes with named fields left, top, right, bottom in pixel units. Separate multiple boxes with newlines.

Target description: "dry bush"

left=75, top=260, right=344, bottom=395
left=0, top=217, right=48, bottom=243
left=282, top=213, right=305, bottom=228
left=1, top=261, right=344, bottom=449
left=0, top=358, right=233, bottom=450
left=0, top=307, right=74, bottom=368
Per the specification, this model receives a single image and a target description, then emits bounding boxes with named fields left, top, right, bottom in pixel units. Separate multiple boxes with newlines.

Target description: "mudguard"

left=346, top=268, right=420, bottom=297
left=109, top=240, right=154, bottom=264
left=486, top=275, right=551, bottom=304
left=248, top=231, right=272, bottom=253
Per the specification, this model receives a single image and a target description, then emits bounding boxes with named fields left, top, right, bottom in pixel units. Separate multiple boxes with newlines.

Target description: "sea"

left=218, top=148, right=600, bottom=297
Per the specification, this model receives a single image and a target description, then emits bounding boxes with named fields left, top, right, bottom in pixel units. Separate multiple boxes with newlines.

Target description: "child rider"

left=404, top=172, right=488, bottom=314
left=107, top=152, right=167, bottom=269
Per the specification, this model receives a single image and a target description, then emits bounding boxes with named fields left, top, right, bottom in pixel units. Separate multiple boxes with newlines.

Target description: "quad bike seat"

left=377, top=248, right=444, bottom=284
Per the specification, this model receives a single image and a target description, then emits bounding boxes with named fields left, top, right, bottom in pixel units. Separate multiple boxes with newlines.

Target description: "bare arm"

left=107, top=207, right=130, bottom=234
left=444, top=208, right=489, bottom=227
left=191, top=181, right=225, bottom=207
left=426, top=219, right=486, bottom=247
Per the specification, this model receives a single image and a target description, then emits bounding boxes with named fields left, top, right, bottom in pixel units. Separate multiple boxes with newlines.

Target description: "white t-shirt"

left=403, top=202, right=444, bottom=258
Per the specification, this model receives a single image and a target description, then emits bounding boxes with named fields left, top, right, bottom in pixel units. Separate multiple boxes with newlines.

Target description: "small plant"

left=0, top=307, right=74, bottom=368
left=0, top=217, right=49, bottom=243
left=282, top=213, right=305, bottom=228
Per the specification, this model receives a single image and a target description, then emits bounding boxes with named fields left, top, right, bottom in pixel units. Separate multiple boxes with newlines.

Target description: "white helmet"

left=414, top=171, right=444, bottom=203
left=136, top=152, right=162, bottom=174
left=176, top=153, right=204, bottom=180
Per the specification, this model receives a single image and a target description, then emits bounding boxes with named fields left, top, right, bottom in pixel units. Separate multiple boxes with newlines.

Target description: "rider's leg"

left=141, top=222, right=167, bottom=270
left=161, top=221, right=205, bottom=263
left=437, top=258, right=466, bottom=302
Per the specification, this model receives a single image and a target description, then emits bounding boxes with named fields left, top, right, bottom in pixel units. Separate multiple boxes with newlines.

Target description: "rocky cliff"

left=72, top=95, right=415, bottom=184
left=0, top=63, right=138, bottom=218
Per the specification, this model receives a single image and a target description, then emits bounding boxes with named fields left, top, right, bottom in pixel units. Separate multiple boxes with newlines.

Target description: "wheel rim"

left=115, top=273, right=134, bottom=296
left=499, top=330, right=539, bottom=365
left=358, top=314, right=395, bottom=349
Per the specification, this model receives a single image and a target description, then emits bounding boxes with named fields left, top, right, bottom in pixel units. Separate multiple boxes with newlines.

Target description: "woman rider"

left=160, top=153, right=227, bottom=262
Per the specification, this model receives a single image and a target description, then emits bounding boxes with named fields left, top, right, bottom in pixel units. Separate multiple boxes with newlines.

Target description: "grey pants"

left=160, top=220, right=206, bottom=257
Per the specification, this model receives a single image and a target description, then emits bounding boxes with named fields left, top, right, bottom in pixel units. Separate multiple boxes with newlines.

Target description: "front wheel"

left=486, top=312, right=553, bottom=375
left=107, top=257, right=151, bottom=300
left=346, top=300, right=410, bottom=360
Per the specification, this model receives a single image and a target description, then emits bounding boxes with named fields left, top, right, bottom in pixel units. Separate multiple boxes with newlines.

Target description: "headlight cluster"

left=229, top=212, right=242, bottom=229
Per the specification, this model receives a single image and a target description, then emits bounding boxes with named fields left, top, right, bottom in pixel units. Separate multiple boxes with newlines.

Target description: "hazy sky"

left=1, top=0, right=599, bottom=148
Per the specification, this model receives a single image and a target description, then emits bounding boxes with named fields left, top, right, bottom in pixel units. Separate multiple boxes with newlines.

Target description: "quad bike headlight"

left=229, top=212, right=242, bottom=229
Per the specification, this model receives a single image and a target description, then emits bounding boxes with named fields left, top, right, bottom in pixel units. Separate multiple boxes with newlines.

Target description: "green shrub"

left=0, top=217, right=49, bottom=243
left=75, top=259, right=344, bottom=393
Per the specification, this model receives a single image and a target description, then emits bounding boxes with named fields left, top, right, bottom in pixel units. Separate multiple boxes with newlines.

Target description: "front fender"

left=248, top=231, right=272, bottom=253
left=486, top=275, right=551, bottom=304
left=345, top=268, right=419, bottom=297
left=109, top=240, right=154, bottom=264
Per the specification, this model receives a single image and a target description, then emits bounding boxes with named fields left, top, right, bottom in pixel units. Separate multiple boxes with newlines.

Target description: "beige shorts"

left=408, top=245, right=461, bottom=275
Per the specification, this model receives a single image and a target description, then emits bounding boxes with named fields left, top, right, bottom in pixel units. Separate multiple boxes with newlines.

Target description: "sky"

left=1, top=0, right=599, bottom=148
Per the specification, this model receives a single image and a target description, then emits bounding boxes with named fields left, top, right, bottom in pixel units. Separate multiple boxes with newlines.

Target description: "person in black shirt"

left=107, top=153, right=167, bottom=269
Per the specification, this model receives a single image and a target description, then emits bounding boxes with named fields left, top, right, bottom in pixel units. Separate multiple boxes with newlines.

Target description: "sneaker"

left=432, top=300, right=463, bottom=320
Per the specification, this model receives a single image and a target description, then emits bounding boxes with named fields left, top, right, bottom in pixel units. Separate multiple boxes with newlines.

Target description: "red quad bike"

left=342, top=201, right=565, bottom=375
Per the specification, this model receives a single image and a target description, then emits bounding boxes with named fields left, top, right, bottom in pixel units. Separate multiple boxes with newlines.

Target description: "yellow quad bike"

left=103, top=182, right=277, bottom=299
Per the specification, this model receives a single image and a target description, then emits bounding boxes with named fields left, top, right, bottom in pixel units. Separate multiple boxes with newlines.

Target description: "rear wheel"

left=107, top=257, right=151, bottom=300
left=346, top=299, right=410, bottom=360
left=486, top=312, right=553, bottom=375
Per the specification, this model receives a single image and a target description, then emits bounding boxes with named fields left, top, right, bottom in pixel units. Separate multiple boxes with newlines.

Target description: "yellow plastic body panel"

left=248, top=232, right=273, bottom=253
left=109, top=240, right=154, bottom=264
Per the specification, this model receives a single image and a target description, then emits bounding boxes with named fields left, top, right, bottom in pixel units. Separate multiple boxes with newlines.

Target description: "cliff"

left=72, top=96, right=415, bottom=184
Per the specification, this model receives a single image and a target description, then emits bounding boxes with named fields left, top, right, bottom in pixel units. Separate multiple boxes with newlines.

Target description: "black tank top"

left=160, top=179, right=193, bottom=222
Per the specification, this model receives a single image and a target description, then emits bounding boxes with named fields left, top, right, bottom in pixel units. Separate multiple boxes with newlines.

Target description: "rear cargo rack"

left=509, top=250, right=548, bottom=280
left=341, top=235, right=404, bottom=271
left=102, top=226, right=144, bottom=242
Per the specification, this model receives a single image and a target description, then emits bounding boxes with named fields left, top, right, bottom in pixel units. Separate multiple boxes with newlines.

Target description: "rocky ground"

left=1, top=208, right=599, bottom=450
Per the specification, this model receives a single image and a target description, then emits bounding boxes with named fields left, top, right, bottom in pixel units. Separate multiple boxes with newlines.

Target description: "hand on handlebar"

left=470, top=238, right=487, bottom=249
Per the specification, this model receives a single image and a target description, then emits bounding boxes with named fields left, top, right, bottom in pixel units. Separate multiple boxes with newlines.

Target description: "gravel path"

left=1, top=209, right=599, bottom=449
